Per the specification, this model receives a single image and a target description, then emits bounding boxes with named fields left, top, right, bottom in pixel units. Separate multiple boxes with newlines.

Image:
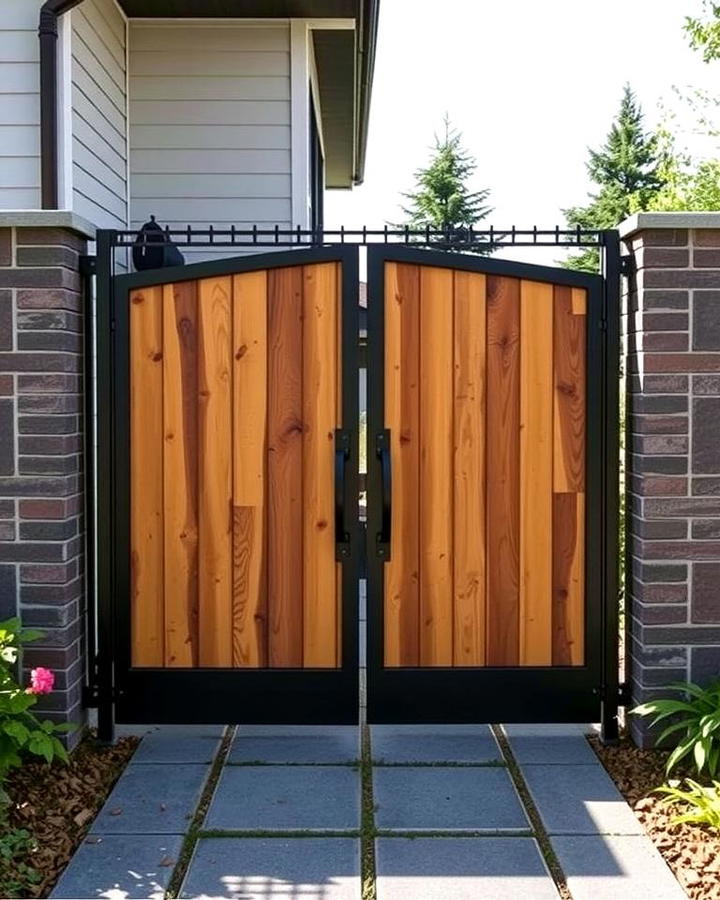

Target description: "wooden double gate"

left=100, top=244, right=619, bottom=732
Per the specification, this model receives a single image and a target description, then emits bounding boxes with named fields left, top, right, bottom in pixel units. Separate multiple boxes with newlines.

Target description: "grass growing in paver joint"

left=361, top=724, right=378, bottom=900
left=165, top=726, right=235, bottom=899
left=491, top=725, right=571, bottom=900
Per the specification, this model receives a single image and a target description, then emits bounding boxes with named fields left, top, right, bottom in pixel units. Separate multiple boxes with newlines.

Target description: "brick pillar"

left=0, top=215, right=93, bottom=746
left=621, top=213, right=720, bottom=746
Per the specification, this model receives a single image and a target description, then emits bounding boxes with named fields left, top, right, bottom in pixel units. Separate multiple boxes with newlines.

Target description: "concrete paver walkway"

left=51, top=723, right=686, bottom=900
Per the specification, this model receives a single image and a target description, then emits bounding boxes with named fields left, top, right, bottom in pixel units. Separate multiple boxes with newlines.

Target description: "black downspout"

left=39, top=0, right=85, bottom=209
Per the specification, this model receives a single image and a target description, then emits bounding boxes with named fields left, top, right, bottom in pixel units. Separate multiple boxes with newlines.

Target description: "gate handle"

left=335, top=429, right=351, bottom=561
left=376, top=430, right=391, bottom=560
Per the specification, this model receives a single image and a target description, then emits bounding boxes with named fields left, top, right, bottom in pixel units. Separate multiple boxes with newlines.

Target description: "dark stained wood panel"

left=552, top=492, right=585, bottom=665
left=485, top=275, right=521, bottom=666
left=267, top=266, right=305, bottom=668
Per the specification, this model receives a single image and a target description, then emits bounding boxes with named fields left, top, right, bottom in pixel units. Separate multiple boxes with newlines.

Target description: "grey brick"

left=0, top=543, right=69, bottom=563
left=693, top=477, right=720, bottom=496
left=0, top=268, right=80, bottom=291
left=632, top=435, right=688, bottom=455
left=631, top=395, right=688, bottom=414
left=0, top=521, right=15, bottom=540
left=691, top=646, right=720, bottom=684
left=693, top=375, right=720, bottom=395
left=636, top=603, right=687, bottom=625
left=629, top=518, right=687, bottom=540
left=640, top=625, right=720, bottom=644
left=692, top=563, right=720, bottom=623
left=693, top=398, right=720, bottom=473
left=17, top=331, right=82, bottom=353
left=19, top=455, right=80, bottom=476
left=632, top=562, right=688, bottom=583
left=629, top=639, right=687, bottom=668
left=633, top=666, right=688, bottom=686
left=0, top=291, right=11, bottom=352
left=0, top=230, right=11, bottom=265
left=21, top=601, right=79, bottom=628
left=638, top=290, right=689, bottom=310
left=692, top=520, right=720, bottom=539
left=16, top=288, right=81, bottom=313
left=18, top=394, right=81, bottom=414
left=20, top=561, right=77, bottom=584
left=16, top=246, right=78, bottom=270
left=645, top=497, right=720, bottom=517
left=16, top=310, right=82, bottom=332
left=0, top=500, right=14, bottom=518
left=19, top=519, right=78, bottom=541
left=18, top=414, right=78, bottom=435
left=0, top=352, right=80, bottom=374
left=19, top=434, right=82, bottom=455
left=630, top=580, right=687, bottom=604
left=693, top=292, right=720, bottom=350
left=645, top=269, right=720, bottom=289
left=17, top=374, right=80, bottom=393
left=630, top=454, right=687, bottom=475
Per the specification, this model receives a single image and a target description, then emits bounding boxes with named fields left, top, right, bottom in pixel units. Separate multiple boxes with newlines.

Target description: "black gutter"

left=354, top=0, right=379, bottom=185
left=39, top=0, right=85, bottom=209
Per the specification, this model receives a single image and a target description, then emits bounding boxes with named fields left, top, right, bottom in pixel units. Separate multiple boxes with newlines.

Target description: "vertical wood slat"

left=384, top=263, right=420, bottom=667
left=336, top=263, right=343, bottom=665
left=419, top=266, right=454, bottom=666
left=130, top=286, right=164, bottom=666
left=267, top=266, right=304, bottom=667
left=553, top=284, right=586, bottom=665
left=302, top=263, right=339, bottom=667
left=198, top=276, right=233, bottom=667
left=232, top=271, right=268, bottom=668
left=519, top=280, right=554, bottom=666
left=486, top=275, right=521, bottom=666
left=163, top=281, right=199, bottom=667
left=452, top=271, right=486, bottom=666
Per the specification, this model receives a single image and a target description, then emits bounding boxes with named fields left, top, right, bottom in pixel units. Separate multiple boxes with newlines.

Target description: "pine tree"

left=564, top=85, right=664, bottom=271
left=400, top=117, right=492, bottom=249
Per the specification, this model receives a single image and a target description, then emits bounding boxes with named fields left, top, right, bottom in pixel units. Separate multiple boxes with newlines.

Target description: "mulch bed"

left=590, top=734, right=720, bottom=900
left=2, top=731, right=139, bottom=899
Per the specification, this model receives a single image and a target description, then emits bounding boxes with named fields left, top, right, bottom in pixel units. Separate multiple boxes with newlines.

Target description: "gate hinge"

left=79, top=255, right=97, bottom=277
left=620, top=255, right=634, bottom=278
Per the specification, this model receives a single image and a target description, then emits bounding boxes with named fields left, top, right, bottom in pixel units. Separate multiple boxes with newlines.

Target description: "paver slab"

left=50, top=834, right=184, bottom=900
left=204, top=766, right=360, bottom=831
left=373, top=766, right=529, bottom=831
left=115, top=724, right=226, bottom=739
left=180, top=837, right=361, bottom=900
left=92, top=763, right=210, bottom=834
left=375, top=837, right=559, bottom=900
left=132, top=730, right=222, bottom=764
left=371, top=725, right=502, bottom=764
left=551, top=835, right=686, bottom=899
left=522, top=764, right=644, bottom=835
left=503, top=724, right=598, bottom=765
left=228, top=725, right=360, bottom=764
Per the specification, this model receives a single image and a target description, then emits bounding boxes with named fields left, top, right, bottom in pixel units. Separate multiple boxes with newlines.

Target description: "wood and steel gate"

left=365, top=246, right=618, bottom=726
left=93, top=233, right=619, bottom=737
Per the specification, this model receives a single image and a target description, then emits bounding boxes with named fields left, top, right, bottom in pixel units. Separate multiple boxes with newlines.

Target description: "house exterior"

left=0, top=0, right=377, bottom=737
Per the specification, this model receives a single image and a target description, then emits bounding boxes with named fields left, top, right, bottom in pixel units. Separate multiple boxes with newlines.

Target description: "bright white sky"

left=326, top=0, right=717, bottom=237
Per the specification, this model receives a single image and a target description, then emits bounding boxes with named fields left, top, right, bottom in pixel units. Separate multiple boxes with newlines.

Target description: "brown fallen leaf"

left=74, top=809, right=93, bottom=827
left=109, top=807, right=123, bottom=816
left=158, top=856, right=175, bottom=867
left=84, top=836, right=103, bottom=845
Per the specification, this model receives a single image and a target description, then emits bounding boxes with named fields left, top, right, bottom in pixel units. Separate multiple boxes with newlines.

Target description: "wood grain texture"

left=232, top=271, right=268, bottom=668
left=453, top=271, right=486, bottom=666
left=130, top=286, right=165, bottom=666
left=267, top=266, right=304, bottom=667
left=419, top=266, right=454, bottom=666
left=554, top=285, right=586, bottom=493
left=336, top=262, right=343, bottom=665
left=302, top=263, right=339, bottom=667
left=519, top=280, right=554, bottom=666
left=384, top=263, right=421, bottom=667
left=552, top=492, right=585, bottom=665
left=162, top=281, right=199, bottom=667
left=198, top=276, right=233, bottom=667
left=486, top=275, right=521, bottom=666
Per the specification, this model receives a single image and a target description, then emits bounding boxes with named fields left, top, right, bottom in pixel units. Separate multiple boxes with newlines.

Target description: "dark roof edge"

left=354, top=0, right=379, bottom=185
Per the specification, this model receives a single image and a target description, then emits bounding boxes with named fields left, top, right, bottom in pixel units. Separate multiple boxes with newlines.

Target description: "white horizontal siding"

left=71, top=0, right=128, bottom=230
left=129, top=23, right=292, bottom=246
left=0, top=1, right=43, bottom=208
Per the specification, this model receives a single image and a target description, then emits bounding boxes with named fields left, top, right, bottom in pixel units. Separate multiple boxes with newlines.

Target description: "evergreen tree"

left=564, top=85, right=664, bottom=271
left=400, top=117, right=492, bottom=249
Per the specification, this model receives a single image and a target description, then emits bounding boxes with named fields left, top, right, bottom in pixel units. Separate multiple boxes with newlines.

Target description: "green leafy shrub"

left=656, top=779, right=720, bottom=831
left=0, top=825, right=41, bottom=897
left=0, top=618, right=71, bottom=801
left=632, top=681, right=720, bottom=777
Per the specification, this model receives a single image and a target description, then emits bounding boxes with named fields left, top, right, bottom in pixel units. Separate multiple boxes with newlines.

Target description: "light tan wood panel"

left=267, top=266, right=304, bottom=667
left=198, top=276, right=233, bottom=667
left=130, top=285, right=164, bottom=667
left=486, top=275, right=521, bottom=666
left=519, top=280, right=554, bottom=665
left=302, top=263, right=339, bottom=667
left=453, top=271, right=486, bottom=666
left=384, top=263, right=421, bottom=667
left=162, top=281, right=199, bottom=667
left=419, top=266, right=454, bottom=666
left=232, top=271, right=268, bottom=668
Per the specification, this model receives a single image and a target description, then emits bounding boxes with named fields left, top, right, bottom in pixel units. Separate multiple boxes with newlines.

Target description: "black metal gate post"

left=95, top=229, right=116, bottom=743
left=600, top=229, right=622, bottom=744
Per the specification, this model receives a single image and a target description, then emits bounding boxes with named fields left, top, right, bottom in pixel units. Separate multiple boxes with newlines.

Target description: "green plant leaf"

left=26, top=732, right=53, bottom=763
left=17, top=629, right=43, bottom=645
left=695, top=737, right=708, bottom=772
left=1, top=720, right=29, bottom=746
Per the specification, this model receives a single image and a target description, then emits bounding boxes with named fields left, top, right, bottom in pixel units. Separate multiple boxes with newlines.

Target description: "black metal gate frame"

left=86, top=227, right=621, bottom=743
left=365, top=242, right=620, bottom=741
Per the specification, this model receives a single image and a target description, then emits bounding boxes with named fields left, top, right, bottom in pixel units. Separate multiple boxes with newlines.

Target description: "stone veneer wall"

left=0, top=214, right=94, bottom=747
left=622, top=213, right=720, bottom=746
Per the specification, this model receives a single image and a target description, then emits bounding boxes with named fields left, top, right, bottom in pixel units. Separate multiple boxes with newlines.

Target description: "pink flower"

left=26, top=667, right=54, bottom=695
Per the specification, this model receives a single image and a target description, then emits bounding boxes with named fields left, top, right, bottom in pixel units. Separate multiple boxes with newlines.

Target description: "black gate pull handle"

left=335, top=429, right=351, bottom=561
left=376, top=429, right=391, bottom=560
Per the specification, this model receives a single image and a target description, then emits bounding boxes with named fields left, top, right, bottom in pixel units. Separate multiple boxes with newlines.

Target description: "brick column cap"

left=0, top=211, right=95, bottom=240
left=620, top=211, right=720, bottom=239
